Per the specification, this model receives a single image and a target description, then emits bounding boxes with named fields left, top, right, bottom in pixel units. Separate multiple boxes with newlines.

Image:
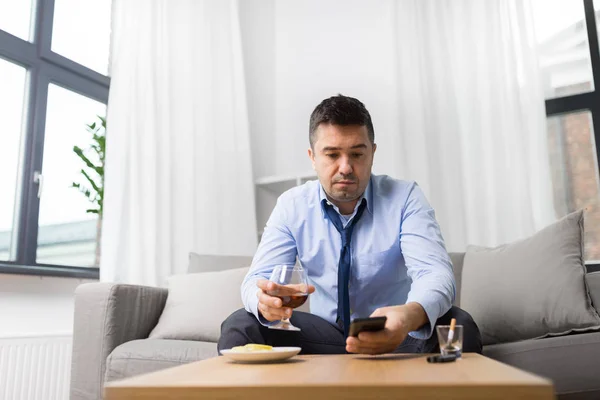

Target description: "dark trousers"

left=218, top=306, right=482, bottom=355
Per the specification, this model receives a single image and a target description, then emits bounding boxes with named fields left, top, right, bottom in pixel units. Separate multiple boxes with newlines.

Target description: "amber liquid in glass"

left=272, top=294, right=308, bottom=309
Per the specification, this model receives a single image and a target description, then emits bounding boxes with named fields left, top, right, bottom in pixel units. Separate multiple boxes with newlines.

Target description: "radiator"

left=0, top=334, right=72, bottom=400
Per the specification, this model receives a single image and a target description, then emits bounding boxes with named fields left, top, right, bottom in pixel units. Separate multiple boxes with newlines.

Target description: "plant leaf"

left=73, top=146, right=95, bottom=169
left=74, top=115, right=106, bottom=216
left=74, top=147, right=102, bottom=176
left=81, top=169, right=100, bottom=195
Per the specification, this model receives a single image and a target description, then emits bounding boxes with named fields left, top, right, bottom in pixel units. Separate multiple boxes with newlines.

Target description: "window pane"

left=531, top=0, right=594, bottom=99
left=547, top=111, right=600, bottom=261
left=596, top=0, right=600, bottom=46
left=37, top=84, right=106, bottom=267
left=0, top=0, right=35, bottom=41
left=0, top=59, right=27, bottom=261
left=51, top=0, right=111, bottom=75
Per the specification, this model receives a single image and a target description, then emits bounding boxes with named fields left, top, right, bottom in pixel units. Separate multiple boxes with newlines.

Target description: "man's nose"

left=338, top=156, right=353, bottom=175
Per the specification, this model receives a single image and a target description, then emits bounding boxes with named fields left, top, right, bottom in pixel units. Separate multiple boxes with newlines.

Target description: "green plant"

left=71, top=115, right=106, bottom=216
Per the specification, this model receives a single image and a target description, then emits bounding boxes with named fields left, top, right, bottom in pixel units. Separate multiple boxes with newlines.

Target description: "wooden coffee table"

left=104, top=353, right=554, bottom=400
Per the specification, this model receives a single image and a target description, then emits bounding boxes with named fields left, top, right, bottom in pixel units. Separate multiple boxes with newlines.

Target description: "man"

left=219, top=94, right=482, bottom=355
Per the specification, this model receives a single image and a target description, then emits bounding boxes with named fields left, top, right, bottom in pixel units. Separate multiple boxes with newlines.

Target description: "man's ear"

left=372, top=143, right=377, bottom=155
left=308, top=147, right=316, bottom=170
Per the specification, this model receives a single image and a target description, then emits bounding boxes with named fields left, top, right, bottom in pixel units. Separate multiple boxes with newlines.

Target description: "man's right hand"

left=256, top=279, right=315, bottom=322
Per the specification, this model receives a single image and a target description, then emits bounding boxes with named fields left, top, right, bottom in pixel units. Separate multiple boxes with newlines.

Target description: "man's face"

left=308, top=123, right=376, bottom=208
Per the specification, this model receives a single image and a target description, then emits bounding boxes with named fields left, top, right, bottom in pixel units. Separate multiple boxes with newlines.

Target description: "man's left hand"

left=345, top=303, right=428, bottom=355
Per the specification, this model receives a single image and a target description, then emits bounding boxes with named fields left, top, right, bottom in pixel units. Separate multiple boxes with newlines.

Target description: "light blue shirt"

left=242, top=174, right=455, bottom=339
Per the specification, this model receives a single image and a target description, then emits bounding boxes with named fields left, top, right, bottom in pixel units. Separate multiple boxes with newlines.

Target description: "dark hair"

left=309, top=94, right=374, bottom=148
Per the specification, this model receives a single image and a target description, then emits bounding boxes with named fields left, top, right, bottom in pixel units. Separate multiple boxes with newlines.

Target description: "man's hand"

left=346, top=302, right=428, bottom=355
left=256, top=280, right=316, bottom=322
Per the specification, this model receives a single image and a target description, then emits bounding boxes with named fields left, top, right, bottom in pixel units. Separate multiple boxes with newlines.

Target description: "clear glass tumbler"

left=436, top=325, right=463, bottom=358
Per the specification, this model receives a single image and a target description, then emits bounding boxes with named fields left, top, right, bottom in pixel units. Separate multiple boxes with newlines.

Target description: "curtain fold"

left=102, top=0, right=257, bottom=286
left=394, top=0, right=555, bottom=251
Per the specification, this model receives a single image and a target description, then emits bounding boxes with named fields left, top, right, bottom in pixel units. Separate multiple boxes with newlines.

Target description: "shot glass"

left=436, top=324, right=463, bottom=358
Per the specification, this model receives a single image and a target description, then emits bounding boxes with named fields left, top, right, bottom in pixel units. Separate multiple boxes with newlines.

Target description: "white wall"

left=240, top=0, right=404, bottom=181
left=0, top=275, right=93, bottom=337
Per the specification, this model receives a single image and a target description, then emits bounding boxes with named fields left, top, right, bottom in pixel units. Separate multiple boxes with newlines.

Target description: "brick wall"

left=546, top=83, right=600, bottom=260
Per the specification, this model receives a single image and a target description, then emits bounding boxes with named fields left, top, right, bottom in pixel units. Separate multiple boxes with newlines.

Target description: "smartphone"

left=348, top=316, right=387, bottom=337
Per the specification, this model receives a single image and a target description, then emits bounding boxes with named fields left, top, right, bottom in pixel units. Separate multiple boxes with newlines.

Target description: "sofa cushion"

left=587, top=271, right=600, bottom=314
left=149, top=267, right=248, bottom=342
left=461, top=210, right=600, bottom=345
left=105, top=339, right=218, bottom=382
left=483, top=332, right=600, bottom=398
left=188, top=252, right=253, bottom=273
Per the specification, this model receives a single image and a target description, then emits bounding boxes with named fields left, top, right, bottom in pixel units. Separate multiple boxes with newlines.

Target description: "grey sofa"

left=70, top=253, right=600, bottom=400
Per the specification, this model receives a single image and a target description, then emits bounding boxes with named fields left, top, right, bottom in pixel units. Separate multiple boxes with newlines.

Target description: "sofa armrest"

left=69, top=282, right=168, bottom=400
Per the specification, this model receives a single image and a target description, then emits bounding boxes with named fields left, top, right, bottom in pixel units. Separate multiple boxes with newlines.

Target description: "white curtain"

left=394, top=0, right=555, bottom=251
left=101, top=0, right=257, bottom=286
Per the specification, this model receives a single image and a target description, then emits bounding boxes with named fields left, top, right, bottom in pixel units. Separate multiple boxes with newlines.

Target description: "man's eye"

left=352, top=153, right=364, bottom=158
left=326, top=154, right=338, bottom=159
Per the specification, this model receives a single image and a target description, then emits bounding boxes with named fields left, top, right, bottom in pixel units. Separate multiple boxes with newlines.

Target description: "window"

left=0, top=0, right=110, bottom=278
left=546, top=112, right=600, bottom=260
left=0, top=0, right=35, bottom=41
left=532, top=0, right=595, bottom=99
left=0, top=59, right=27, bottom=262
left=51, top=0, right=112, bottom=74
left=597, top=0, right=600, bottom=45
left=533, top=0, right=600, bottom=265
left=37, top=85, right=106, bottom=267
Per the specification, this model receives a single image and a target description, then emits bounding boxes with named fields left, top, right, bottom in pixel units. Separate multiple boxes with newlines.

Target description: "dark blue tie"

left=323, top=199, right=367, bottom=337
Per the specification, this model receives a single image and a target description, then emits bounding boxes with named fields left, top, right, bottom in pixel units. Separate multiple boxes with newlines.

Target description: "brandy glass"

left=267, top=265, right=309, bottom=331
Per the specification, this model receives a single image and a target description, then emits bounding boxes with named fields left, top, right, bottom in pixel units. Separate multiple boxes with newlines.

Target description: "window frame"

left=0, top=0, right=109, bottom=279
left=2, top=0, right=599, bottom=277
left=544, top=0, right=600, bottom=273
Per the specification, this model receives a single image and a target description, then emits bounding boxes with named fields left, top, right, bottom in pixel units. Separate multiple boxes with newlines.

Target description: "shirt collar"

left=319, top=176, right=373, bottom=218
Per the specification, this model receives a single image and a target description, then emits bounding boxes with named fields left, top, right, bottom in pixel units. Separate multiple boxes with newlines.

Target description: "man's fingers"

left=256, top=280, right=278, bottom=292
left=346, top=343, right=383, bottom=355
left=255, top=291, right=292, bottom=320
left=258, top=302, right=280, bottom=321
left=258, top=291, right=282, bottom=308
left=255, top=279, right=310, bottom=322
left=257, top=302, right=275, bottom=321
left=258, top=302, right=292, bottom=321
left=369, top=308, right=385, bottom=318
left=256, top=289, right=280, bottom=308
left=257, top=280, right=316, bottom=295
left=357, top=329, right=393, bottom=344
left=346, top=336, right=381, bottom=350
left=346, top=337, right=394, bottom=354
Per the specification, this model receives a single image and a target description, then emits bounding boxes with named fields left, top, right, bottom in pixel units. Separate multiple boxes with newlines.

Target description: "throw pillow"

left=188, top=252, right=253, bottom=273
left=460, top=210, right=600, bottom=346
left=149, top=267, right=249, bottom=342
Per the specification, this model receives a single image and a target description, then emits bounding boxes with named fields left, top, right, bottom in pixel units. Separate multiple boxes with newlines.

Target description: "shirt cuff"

left=406, top=291, right=448, bottom=340
left=243, top=280, right=277, bottom=327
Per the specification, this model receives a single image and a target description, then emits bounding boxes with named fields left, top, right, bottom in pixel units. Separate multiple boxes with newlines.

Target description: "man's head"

left=308, top=95, right=376, bottom=213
